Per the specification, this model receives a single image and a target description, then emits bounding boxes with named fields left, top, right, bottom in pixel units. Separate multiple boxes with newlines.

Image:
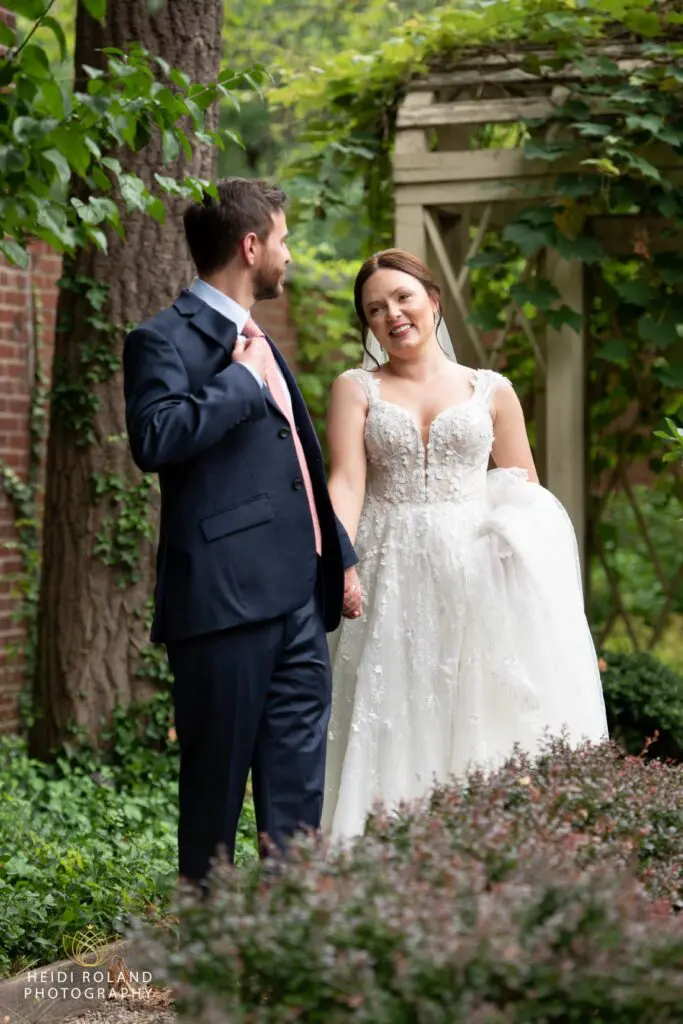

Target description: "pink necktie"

left=242, top=319, right=322, bottom=555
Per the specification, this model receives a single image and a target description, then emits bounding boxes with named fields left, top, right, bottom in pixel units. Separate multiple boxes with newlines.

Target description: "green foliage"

left=589, top=487, right=683, bottom=628
left=288, top=246, right=360, bottom=446
left=92, top=471, right=158, bottom=586
left=601, top=650, right=683, bottom=762
left=655, top=417, right=683, bottom=463
left=0, top=6, right=263, bottom=267
left=138, top=740, right=683, bottom=1021
left=0, top=690, right=258, bottom=978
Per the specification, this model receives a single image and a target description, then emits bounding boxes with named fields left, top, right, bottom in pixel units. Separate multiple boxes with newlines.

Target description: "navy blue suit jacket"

left=123, top=289, right=357, bottom=642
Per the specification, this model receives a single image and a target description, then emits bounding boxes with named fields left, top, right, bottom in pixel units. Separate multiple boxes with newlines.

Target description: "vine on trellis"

left=279, top=0, right=683, bottom=659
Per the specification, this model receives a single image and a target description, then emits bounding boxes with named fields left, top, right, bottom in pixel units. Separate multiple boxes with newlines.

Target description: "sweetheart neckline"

left=368, top=384, right=492, bottom=451
left=360, top=367, right=483, bottom=447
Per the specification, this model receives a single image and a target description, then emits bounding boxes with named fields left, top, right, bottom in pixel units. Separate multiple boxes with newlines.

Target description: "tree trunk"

left=29, top=0, right=223, bottom=757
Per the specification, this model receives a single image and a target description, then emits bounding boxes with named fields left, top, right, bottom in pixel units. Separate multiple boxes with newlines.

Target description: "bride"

left=322, top=248, right=608, bottom=841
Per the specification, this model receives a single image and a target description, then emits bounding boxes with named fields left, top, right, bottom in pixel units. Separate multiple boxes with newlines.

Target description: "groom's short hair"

left=183, top=178, right=287, bottom=276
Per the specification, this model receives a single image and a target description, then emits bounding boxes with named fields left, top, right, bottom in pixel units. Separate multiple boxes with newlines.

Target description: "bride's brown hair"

left=353, top=249, right=443, bottom=366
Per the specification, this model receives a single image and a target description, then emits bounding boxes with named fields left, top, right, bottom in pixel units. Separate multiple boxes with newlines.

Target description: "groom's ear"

left=241, top=231, right=260, bottom=266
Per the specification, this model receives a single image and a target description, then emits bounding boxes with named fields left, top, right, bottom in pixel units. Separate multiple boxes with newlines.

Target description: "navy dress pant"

left=166, top=593, right=331, bottom=881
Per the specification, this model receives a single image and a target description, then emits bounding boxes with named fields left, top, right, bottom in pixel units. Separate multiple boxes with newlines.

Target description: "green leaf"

left=524, top=139, right=574, bottom=162
left=623, top=152, right=661, bottom=183
left=637, top=316, right=680, bottom=348
left=613, top=280, right=653, bottom=307
left=37, top=80, right=66, bottom=120
left=624, top=11, right=661, bottom=37
left=555, top=235, right=604, bottom=264
left=510, top=280, right=560, bottom=311
left=162, top=129, right=180, bottom=164
left=653, top=362, right=683, bottom=388
left=0, top=236, right=29, bottom=268
left=625, top=113, right=664, bottom=136
left=0, top=21, right=15, bottom=47
left=52, top=130, right=91, bottom=176
left=34, top=201, right=76, bottom=248
left=1, top=0, right=45, bottom=19
left=41, top=15, right=68, bottom=62
left=580, top=157, right=621, bottom=177
left=502, top=221, right=556, bottom=256
left=468, top=306, right=503, bottom=331
left=574, top=122, right=612, bottom=138
left=81, top=0, right=107, bottom=22
left=466, top=250, right=510, bottom=269
left=19, top=44, right=51, bottom=81
left=595, top=338, right=631, bottom=363
left=102, top=156, right=122, bottom=176
left=42, top=149, right=72, bottom=187
left=87, top=227, right=109, bottom=253
left=119, top=174, right=148, bottom=212
left=546, top=306, right=583, bottom=333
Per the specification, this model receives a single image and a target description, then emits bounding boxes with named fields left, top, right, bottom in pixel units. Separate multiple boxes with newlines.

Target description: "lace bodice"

left=343, top=367, right=511, bottom=506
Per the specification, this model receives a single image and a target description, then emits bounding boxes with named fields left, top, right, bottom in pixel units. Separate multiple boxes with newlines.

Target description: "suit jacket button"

left=278, top=427, right=291, bottom=439
left=292, top=478, right=304, bottom=491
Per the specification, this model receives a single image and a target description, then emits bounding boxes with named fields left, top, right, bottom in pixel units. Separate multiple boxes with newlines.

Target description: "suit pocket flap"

left=200, top=495, right=274, bottom=542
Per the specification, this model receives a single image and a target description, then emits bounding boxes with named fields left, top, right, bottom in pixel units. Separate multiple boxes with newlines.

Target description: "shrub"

left=601, top=650, right=683, bottom=761
left=0, top=694, right=257, bottom=978
left=137, top=740, right=683, bottom=1022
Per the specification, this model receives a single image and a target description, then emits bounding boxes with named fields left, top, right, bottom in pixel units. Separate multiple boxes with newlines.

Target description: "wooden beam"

left=395, top=179, right=553, bottom=207
left=394, top=204, right=426, bottom=261
left=397, top=96, right=559, bottom=129
left=394, top=144, right=683, bottom=186
left=590, top=215, right=683, bottom=256
left=424, top=209, right=487, bottom=365
left=408, top=56, right=651, bottom=90
left=542, top=251, right=586, bottom=575
left=394, top=90, right=432, bottom=157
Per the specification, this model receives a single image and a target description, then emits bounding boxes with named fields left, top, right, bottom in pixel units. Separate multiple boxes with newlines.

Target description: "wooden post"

left=543, top=250, right=586, bottom=576
left=394, top=92, right=431, bottom=259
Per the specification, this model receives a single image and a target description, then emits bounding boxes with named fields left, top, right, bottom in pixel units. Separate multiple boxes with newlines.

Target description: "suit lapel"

left=173, top=290, right=237, bottom=358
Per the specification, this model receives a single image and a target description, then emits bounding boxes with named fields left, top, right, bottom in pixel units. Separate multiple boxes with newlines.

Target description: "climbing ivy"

left=92, top=470, right=158, bottom=586
left=278, top=0, right=683, bottom=452
left=0, top=289, right=48, bottom=718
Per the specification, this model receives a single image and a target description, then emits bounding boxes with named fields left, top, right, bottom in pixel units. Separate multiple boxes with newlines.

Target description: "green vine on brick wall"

left=0, top=287, right=48, bottom=715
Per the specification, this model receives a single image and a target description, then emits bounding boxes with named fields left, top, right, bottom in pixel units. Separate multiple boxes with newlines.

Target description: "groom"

left=123, top=178, right=360, bottom=882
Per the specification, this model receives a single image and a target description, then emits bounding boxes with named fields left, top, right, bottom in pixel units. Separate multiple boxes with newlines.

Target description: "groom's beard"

left=253, top=261, right=285, bottom=301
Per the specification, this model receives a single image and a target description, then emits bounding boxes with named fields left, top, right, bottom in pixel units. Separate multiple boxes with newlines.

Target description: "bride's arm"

left=491, top=382, right=540, bottom=483
left=326, top=374, right=368, bottom=543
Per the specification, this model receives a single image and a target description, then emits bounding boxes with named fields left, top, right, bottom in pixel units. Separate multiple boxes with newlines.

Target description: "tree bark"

left=29, top=0, right=223, bottom=757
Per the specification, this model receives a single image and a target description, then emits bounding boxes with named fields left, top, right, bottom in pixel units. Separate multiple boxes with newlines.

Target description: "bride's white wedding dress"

left=323, top=366, right=608, bottom=841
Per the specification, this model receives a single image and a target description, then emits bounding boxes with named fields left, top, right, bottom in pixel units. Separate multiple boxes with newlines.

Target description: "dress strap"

left=473, top=368, right=513, bottom=409
left=340, top=367, right=380, bottom=404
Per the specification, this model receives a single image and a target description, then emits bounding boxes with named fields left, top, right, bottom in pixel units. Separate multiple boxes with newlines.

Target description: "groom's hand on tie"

left=232, top=334, right=270, bottom=379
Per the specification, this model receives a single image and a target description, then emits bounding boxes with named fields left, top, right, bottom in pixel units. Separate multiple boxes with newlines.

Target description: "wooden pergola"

left=393, top=43, right=683, bottom=580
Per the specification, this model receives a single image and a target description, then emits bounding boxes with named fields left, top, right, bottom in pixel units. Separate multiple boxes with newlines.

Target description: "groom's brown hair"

left=183, top=178, right=287, bottom=277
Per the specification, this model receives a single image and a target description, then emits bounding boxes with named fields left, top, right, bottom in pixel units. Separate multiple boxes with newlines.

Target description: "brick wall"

left=0, top=252, right=298, bottom=733
left=0, top=244, right=60, bottom=732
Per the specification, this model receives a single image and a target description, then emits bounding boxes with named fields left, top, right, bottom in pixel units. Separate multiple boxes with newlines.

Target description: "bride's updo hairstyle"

left=353, top=248, right=443, bottom=367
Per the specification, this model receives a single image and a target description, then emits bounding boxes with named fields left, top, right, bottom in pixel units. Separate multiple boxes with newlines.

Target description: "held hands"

left=232, top=334, right=270, bottom=379
left=343, top=566, right=362, bottom=619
